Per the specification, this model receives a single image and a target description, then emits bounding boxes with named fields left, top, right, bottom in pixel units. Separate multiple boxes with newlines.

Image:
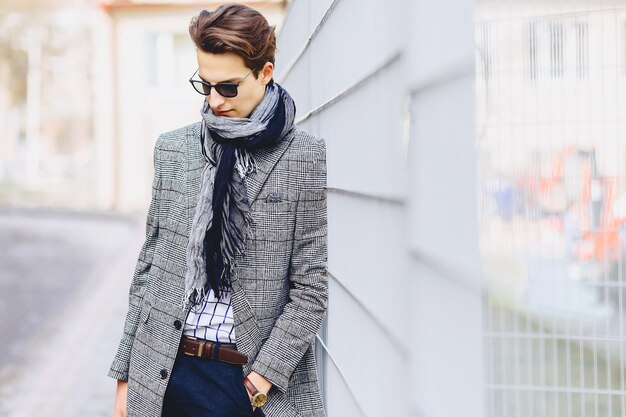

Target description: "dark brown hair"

left=189, top=3, right=276, bottom=86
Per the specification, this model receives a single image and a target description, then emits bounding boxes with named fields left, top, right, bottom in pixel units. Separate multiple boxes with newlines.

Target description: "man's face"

left=196, top=49, right=273, bottom=119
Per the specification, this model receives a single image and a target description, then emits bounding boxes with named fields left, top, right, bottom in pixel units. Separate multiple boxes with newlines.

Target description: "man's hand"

left=244, top=371, right=273, bottom=411
left=112, top=379, right=128, bottom=417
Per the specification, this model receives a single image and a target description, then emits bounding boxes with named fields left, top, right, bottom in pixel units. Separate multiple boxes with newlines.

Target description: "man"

left=109, top=4, right=328, bottom=417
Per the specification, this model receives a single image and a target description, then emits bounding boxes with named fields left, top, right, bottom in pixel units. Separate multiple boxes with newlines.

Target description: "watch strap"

left=243, top=375, right=260, bottom=396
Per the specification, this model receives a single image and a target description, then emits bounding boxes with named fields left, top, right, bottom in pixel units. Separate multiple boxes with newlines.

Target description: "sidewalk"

left=0, top=206, right=146, bottom=417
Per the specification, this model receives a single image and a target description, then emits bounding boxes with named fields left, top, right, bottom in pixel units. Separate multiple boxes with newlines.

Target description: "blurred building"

left=0, top=0, right=96, bottom=208
left=0, top=0, right=287, bottom=211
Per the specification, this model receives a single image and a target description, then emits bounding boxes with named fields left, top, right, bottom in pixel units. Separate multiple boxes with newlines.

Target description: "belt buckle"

left=183, top=336, right=205, bottom=357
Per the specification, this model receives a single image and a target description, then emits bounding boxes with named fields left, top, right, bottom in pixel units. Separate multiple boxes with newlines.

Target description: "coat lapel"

left=185, top=122, right=205, bottom=238
left=242, top=126, right=296, bottom=204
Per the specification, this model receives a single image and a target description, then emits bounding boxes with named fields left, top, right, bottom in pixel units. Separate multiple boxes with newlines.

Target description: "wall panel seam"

left=328, top=271, right=412, bottom=357
left=327, top=187, right=405, bottom=205
left=314, top=334, right=369, bottom=417
left=277, top=0, right=341, bottom=82
left=295, top=50, right=403, bottom=124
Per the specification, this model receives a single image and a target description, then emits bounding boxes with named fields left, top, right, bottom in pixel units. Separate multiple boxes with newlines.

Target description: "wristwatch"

left=243, top=375, right=268, bottom=407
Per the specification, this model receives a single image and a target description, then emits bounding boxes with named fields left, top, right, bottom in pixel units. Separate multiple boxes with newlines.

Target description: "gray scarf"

left=181, top=82, right=296, bottom=310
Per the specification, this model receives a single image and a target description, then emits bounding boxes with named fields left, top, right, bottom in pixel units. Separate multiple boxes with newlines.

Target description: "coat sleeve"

left=107, top=137, right=163, bottom=381
left=249, top=138, right=329, bottom=394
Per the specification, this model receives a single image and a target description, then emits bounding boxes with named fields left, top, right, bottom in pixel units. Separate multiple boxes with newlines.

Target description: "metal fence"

left=476, top=1, right=626, bottom=416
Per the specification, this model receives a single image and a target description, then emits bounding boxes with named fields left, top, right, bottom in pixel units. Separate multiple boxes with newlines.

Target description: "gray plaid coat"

left=107, top=121, right=328, bottom=417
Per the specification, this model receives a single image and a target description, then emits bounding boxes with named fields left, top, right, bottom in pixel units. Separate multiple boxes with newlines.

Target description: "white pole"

left=24, top=35, right=42, bottom=187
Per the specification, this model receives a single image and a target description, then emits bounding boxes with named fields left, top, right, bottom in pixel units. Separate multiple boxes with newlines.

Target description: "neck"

left=244, top=84, right=270, bottom=118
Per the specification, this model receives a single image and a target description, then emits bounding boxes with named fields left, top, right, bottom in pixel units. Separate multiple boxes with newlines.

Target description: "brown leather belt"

left=179, top=335, right=248, bottom=365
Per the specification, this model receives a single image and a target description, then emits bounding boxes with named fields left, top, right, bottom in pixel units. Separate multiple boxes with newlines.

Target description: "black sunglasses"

left=188, top=68, right=255, bottom=98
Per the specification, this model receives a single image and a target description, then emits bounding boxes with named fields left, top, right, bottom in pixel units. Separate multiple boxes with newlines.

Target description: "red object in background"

left=523, top=146, right=625, bottom=263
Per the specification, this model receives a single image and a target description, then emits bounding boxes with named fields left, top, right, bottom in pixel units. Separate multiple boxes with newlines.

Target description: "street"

left=0, top=206, right=146, bottom=417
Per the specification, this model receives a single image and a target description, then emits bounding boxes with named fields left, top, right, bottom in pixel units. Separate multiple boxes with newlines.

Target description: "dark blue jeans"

left=161, top=346, right=266, bottom=417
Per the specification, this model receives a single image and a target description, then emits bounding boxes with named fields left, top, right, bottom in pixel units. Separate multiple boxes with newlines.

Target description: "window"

left=526, top=19, right=588, bottom=81
left=146, top=32, right=195, bottom=88
left=477, top=22, right=496, bottom=84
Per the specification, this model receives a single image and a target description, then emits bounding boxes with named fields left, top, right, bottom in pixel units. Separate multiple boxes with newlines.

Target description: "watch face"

left=252, top=392, right=268, bottom=406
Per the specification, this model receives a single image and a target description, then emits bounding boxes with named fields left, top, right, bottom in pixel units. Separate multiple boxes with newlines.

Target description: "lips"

left=216, top=110, right=231, bottom=116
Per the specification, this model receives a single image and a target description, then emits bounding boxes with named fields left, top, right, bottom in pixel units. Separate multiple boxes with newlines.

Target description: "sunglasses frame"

left=188, top=68, right=255, bottom=98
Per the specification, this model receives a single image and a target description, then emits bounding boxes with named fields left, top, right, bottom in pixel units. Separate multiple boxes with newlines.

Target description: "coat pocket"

left=140, top=304, right=152, bottom=325
left=250, top=200, right=297, bottom=241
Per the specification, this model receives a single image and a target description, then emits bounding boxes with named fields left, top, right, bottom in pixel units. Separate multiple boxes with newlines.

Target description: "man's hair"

left=189, top=3, right=276, bottom=86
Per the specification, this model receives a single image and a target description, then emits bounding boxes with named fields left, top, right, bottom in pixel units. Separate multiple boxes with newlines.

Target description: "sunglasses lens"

left=191, top=81, right=210, bottom=95
left=215, top=84, right=238, bottom=98
left=190, top=79, right=239, bottom=98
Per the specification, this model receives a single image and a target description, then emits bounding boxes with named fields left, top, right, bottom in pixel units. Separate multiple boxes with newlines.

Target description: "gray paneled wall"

left=275, top=1, right=483, bottom=417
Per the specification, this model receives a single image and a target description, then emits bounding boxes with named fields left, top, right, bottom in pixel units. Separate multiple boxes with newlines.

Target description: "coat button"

left=174, top=320, right=182, bottom=330
left=160, top=369, right=168, bottom=379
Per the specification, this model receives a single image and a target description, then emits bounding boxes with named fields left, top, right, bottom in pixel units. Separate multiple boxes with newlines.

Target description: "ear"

left=260, top=62, right=274, bottom=85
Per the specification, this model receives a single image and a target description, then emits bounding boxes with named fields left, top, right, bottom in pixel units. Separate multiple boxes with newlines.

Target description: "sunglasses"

left=188, top=68, right=255, bottom=98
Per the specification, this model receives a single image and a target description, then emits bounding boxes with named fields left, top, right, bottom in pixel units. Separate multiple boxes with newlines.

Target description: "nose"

left=207, top=89, right=226, bottom=110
